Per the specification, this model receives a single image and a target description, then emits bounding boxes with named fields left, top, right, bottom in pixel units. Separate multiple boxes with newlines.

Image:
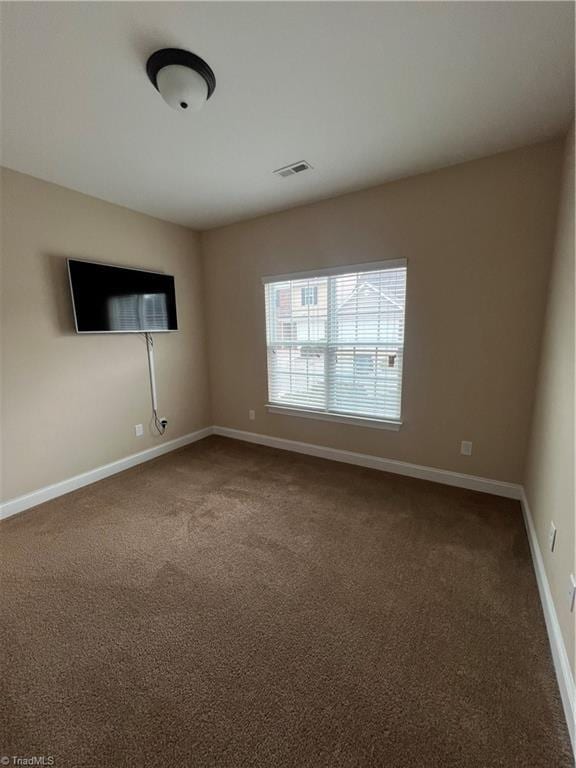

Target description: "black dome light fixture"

left=146, top=48, right=216, bottom=113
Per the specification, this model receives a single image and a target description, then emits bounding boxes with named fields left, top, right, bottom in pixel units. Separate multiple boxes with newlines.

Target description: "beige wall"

left=524, top=128, right=575, bottom=674
left=1, top=168, right=211, bottom=501
left=0, top=139, right=567, bottom=501
left=202, top=140, right=563, bottom=483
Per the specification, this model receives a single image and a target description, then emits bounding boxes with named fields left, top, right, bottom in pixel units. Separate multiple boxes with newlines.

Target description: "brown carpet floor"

left=0, top=436, right=572, bottom=767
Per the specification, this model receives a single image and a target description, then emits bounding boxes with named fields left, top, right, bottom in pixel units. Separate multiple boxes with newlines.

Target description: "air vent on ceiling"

left=273, top=160, right=313, bottom=178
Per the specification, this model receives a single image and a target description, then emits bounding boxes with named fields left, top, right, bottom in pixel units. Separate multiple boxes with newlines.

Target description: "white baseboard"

left=520, top=489, right=575, bottom=756
left=0, top=426, right=213, bottom=521
left=213, top=426, right=523, bottom=499
left=0, top=425, right=523, bottom=521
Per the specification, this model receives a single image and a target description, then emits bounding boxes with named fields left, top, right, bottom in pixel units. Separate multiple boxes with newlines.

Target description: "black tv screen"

left=68, top=259, right=178, bottom=333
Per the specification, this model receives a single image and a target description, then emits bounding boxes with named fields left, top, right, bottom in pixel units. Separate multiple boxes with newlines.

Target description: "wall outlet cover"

left=460, top=440, right=472, bottom=456
left=248, top=410, right=256, bottom=421
left=135, top=424, right=144, bottom=437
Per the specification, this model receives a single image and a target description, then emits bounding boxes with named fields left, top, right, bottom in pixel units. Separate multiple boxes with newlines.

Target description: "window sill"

left=266, top=404, right=402, bottom=431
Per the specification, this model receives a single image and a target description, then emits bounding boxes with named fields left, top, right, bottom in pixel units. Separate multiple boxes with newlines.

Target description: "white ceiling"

left=1, top=2, right=574, bottom=230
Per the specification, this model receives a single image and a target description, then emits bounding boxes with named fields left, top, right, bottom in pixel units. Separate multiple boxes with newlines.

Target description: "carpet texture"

left=0, top=436, right=572, bottom=767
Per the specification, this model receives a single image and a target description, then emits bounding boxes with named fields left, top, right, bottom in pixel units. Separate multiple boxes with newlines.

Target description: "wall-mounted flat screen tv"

left=68, top=259, right=178, bottom=333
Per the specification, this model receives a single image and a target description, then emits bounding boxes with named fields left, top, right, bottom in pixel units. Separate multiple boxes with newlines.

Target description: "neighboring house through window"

left=263, top=260, right=407, bottom=426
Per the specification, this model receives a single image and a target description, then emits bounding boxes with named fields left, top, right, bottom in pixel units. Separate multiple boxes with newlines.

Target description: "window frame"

left=262, top=259, right=407, bottom=429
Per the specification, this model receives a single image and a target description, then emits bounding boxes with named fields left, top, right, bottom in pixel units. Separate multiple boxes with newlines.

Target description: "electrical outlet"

left=569, top=575, right=576, bottom=613
left=248, top=409, right=255, bottom=421
left=135, top=424, right=144, bottom=437
left=548, top=522, right=557, bottom=552
left=460, top=440, right=472, bottom=456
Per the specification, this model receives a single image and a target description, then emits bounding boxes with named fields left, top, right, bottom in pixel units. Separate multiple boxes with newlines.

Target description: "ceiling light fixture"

left=146, top=48, right=216, bottom=113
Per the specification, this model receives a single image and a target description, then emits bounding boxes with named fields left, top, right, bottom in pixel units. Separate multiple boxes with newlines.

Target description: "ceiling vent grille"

left=273, top=160, right=313, bottom=178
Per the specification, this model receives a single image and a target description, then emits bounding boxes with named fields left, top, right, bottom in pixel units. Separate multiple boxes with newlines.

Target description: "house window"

left=353, top=353, right=375, bottom=376
left=280, top=321, right=297, bottom=341
left=263, top=260, right=407, bottom=426
left=301, top=286, right=318, bottom=306
left=275, top=287, right=290, bottom=311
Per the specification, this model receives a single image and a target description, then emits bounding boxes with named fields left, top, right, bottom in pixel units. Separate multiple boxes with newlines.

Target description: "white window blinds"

left=264, top=260, right=407, bottom=424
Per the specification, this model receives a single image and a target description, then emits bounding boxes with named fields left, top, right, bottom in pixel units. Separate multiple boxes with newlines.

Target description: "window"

left=263, top=260, right=407, bottom=427
left=280, top=321, right=297, bottom=341
left=275, top=287, right=290, bottom=310
left=353, top=353, right=375, bottom=376
left=301, top=286, right=318, bottom=306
